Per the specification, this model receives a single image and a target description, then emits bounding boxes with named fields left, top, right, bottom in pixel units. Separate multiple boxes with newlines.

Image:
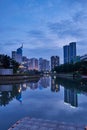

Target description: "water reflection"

left=55, top=77, right=87, bottom=108
left=0, top=76, right=87, bottom=107
left=51, top=76, right=60, bottom=92
left=0, top=84, right=19, bottom=106
left=38, top=77, right=50, bottom=88
left=64, top=88, right=78, bottom=107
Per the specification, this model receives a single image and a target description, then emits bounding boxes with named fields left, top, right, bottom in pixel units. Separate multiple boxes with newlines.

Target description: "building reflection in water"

left=38, top=76, right=50, bottom=89
left=0, top=84, right=20, bottom=106
left=16, top=84, right=22, bottom=103
left=1, top=76, right=86, bottom=107
left=64, top=88, right=78, bottom=107
left=51, top=76, right=60, bottom=92
left=29, top=82, right=38, bottom=90
left=0, top=83, right=29, bottom=105
left=16, top=83, right=28, bottom=103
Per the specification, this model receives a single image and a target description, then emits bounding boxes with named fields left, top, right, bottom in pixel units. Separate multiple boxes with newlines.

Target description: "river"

left=0, top=76, right=87, bottom=130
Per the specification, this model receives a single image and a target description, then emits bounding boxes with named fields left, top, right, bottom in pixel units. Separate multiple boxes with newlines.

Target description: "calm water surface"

left=0, top=76, right=87, bottom=130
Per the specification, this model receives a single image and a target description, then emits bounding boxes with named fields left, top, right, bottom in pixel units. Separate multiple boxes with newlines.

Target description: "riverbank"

left=0, top=74, right=40, bottom=84
left=55, top=73, right=87, bottom=80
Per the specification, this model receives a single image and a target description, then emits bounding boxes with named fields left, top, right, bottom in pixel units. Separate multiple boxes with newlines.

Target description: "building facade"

left=69, top=42, right=76, bottom=63
left=12, top=45, right=23, bottom=64
left=63, top=42, right=76, bottom=64
left=39, top=58, right=50, bottom=72
left=63, top=45, right=69, bottom=64
left=51, top=56, right=59, bottom=70
left=28, top=58, right=38, bottom=70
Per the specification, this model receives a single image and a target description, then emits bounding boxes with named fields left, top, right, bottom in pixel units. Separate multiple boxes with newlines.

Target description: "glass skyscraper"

left=63, top=45, right=69, bottom=64
left=12, top=45, right=23, bottom=64
left=69, top=42, right=76, bottom=63
left=63, top=42, right=76, bottom=64
left=17, top=46, right=23, bottom=56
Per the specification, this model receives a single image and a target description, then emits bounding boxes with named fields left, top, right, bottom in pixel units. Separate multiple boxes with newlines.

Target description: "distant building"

left=51, top=56, right=59, bottom=70
left=22, top=56, right=29, bottom=63
left=63, top=42, right=76, bottom=64
left=69, top=42, right=76, bottom=63
left=39, top=58, right=50, bottom=72
left=12, top=45, right=23, bottom=64
left=28, top=58, right=38, bottom=70
left=63, top=45, right=69, bottom=64
left=80, top=54, right=87, bottom=61
left=22, top=56, right=29, bottom=71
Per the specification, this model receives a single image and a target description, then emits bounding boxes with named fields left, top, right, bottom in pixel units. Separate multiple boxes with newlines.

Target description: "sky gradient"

left=0, top=0, right=87, bottom=63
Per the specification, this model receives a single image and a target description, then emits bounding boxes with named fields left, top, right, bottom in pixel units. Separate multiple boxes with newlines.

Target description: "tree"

left=0, top=54, right=19, bottom=73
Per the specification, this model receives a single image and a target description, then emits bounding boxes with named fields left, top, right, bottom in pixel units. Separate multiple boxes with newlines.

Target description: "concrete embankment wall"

left=0, top=75, right=40, bottom=84
left=56, top=73, right=73, bottom=79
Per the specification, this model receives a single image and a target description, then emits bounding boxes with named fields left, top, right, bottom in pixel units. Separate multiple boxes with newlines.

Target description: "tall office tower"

left=17, top=46, right=23, bottom=63
left=63, top=42, right=76, bottom=64
left=39, top=58, right=43, bottom=71
left=12, top=45, right=23, bottom=64
left=12, top=51, right=21, bottom=63
left=28, top=58, right=38, bottom=70
left=63, top=45, right=69, bottom=64
left=69, top=42, right=76, bottom=63
left=51, top=56, right=59, bottom=70
left=39, top=58, right=50, bottom=72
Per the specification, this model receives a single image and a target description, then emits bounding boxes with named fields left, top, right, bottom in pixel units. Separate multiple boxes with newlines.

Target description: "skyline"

left=0, top=0, right=87, bottom=63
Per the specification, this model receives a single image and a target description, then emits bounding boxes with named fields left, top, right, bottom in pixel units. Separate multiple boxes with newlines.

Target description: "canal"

left=0, top=76, right=87, bottom=130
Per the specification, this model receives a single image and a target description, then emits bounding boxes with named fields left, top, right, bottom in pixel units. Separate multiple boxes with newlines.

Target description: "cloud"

left=24, top=47, right=62, bottom=60
left=48, top=18, right=86, bottom=39
left=28, top=30, right=45, bottom=39
left=0, top=0, right=87, bottom=61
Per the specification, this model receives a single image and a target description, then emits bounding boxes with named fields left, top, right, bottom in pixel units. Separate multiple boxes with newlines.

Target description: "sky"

left=0, top=0, right=87, bottom=63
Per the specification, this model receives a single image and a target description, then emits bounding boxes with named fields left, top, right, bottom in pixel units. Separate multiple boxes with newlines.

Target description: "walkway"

left=8, top=117, right=86, bottom=130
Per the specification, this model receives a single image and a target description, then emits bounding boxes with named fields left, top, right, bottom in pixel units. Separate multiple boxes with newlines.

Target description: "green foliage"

left=11, top=59, right=19, bottom=73
left=0, top=54, right=19, bottom=73
left=53, top=61, right=87, bottom=74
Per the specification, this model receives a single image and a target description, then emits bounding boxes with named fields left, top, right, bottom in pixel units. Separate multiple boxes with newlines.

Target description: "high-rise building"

left=12, top=45, right=23, bottom=64
left=39, top=58, right=50, bottom=72
left=69, top=42, right=76, bottom=63
left=63, top=42, right=76, bottom=64
left=28, top=58, right=38, bottom=70
left=12, top=51, right=17, bottom=61
left=63, top=45, right=69, bottom=64
left=51, top=56, right=59, bottom=70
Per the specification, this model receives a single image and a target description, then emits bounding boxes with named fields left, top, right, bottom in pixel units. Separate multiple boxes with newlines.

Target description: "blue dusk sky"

left=0, top=0, right=87, bottom=63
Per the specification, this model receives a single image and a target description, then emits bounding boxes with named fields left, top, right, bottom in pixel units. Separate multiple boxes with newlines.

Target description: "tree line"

left=0, top=54, right=19, bottom=73
left=53, top=61, right=87, bottom=75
